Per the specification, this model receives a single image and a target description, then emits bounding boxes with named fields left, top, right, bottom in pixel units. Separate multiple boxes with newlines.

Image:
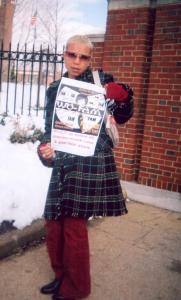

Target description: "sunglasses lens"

left=80, top=55, right=90, bottom=61
left=67, top=52, right=76, bottom=59
left=66, top=51, right=90, bottom=61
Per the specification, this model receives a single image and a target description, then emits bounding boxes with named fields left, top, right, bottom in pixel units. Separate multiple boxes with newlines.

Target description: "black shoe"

left=52, top=293, right=75, bottom=300
left=40, top=278, right=62, bottom=294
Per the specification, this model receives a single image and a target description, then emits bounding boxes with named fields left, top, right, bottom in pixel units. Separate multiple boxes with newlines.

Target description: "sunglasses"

left=65, top=51, right=91, bottom=61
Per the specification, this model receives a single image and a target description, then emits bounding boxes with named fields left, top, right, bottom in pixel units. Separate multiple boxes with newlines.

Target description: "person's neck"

left=68, top=75, right=76, bottom=79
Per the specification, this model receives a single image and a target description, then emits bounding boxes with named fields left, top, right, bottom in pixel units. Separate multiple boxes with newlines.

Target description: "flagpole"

left=31, top=0, right=38, bottom=46
left=34, top=9, right=37, bottom=44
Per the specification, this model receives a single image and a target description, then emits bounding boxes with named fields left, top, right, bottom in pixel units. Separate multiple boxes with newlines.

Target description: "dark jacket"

left=39, top=68, right=134, bottom=167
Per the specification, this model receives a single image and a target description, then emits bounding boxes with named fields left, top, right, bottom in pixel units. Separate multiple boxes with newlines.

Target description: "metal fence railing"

left=0, top=42, right=64, bottom=116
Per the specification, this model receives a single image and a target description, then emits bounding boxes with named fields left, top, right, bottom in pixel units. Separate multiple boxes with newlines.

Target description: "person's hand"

left=38, top=143, right=55, bottom=159
left=105, top=82, right=128, bottom=101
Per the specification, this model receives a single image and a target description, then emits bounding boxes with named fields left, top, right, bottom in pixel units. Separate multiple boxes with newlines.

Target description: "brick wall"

left=89, top=34, right=105, bottom=69
left=138, top=4, right=181, bottom=191
left=90, top=0, right=181, bottom=192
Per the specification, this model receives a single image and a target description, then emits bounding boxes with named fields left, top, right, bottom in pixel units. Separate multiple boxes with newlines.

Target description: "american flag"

left=31, top=12, right=37, bottom=26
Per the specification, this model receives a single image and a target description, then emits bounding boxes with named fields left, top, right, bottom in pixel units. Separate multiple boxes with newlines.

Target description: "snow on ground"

left=0, top=115, right=52, bottom=229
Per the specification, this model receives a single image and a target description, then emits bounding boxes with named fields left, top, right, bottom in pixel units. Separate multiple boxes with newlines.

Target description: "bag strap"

left=92, top=70, right=102, bottom=87
left=93, top=71, right=119, bottom=146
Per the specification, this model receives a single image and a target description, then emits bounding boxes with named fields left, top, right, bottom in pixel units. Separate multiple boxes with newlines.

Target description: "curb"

left=1, top=179, right=181, bottom=261
left=0, top=219, right=45, bottom=260
left=121, top=180, right=181, bottom=213
left=0, top=217, right=101, bottom=260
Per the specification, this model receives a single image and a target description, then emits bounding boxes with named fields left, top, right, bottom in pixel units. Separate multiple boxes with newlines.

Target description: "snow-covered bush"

left=9, top=127, right=43, bottom=144
left=1, top=114, right=44, bottom=144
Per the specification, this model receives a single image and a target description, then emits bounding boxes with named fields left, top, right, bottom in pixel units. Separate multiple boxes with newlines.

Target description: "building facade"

left=90, top=0, right=181, bottom=192
left=0, top=0, right=180, bottom=192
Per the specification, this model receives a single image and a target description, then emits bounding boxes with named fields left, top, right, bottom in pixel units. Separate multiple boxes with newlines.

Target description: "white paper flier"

left=51, top=77, right=106, bottom=157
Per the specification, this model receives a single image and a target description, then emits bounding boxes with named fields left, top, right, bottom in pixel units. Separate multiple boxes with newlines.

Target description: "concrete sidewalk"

left=0, top=201, right=181, bottom=300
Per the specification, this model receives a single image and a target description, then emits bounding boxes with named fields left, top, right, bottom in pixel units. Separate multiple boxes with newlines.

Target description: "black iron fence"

left=0, top=42, right=64, bottom=116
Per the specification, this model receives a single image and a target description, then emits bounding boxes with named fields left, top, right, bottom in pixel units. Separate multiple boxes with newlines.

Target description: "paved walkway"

left=0, top=201, right=181, bottom=300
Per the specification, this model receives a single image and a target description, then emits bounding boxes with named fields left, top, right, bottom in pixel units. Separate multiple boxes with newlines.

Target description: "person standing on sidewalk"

left=37, top=35, right=134, bottom=300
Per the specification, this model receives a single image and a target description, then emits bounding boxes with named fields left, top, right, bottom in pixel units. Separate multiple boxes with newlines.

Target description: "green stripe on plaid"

left=44, top=152, right=127, bottom=219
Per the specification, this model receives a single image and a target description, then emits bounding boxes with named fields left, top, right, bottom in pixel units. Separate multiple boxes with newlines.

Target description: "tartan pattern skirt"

left=44, top=150, right=128, bottom=220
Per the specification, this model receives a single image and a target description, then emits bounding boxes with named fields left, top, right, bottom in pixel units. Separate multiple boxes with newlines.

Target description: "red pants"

left=45, top=217, right=91, bottom=299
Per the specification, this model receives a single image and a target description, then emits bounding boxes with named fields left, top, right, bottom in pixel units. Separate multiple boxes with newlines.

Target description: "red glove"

left=106, top=82, right=128, bottom=101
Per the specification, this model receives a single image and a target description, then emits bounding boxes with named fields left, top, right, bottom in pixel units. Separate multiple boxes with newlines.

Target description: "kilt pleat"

left=44, top=151, right=128, bottom=220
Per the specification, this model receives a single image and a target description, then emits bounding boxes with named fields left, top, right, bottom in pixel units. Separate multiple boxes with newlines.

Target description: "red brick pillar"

left=0, top=0, right=15, bottom=83
left=101, top=0, right=180, bottom=192
left=103, top=0, right=157, bottom=182
left=138, top=2, right=181, bottom=192
left=0, top=0, right=15, bottom=49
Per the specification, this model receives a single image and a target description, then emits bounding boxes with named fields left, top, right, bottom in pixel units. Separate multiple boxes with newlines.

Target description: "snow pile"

left=0, top=115, right=51, bottom=229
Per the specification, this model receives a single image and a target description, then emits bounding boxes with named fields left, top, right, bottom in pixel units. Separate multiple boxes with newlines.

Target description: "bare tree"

left=12, top=0, right=35, bottom=49
left=12, top=0, right=79, bottom=52
left=36, top=0, right=79, bottom=52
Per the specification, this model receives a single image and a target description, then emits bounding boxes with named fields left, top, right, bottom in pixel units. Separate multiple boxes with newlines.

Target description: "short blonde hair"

left=66, top=35, right=93, bottom=51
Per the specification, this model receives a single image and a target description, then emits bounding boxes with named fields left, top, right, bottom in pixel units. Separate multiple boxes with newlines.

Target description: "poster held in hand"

left=51, top=77, right=106, bottom=157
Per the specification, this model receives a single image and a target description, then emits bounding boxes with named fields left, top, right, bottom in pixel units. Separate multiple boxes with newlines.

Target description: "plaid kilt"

left=44, top=150, right=128, bottom=220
